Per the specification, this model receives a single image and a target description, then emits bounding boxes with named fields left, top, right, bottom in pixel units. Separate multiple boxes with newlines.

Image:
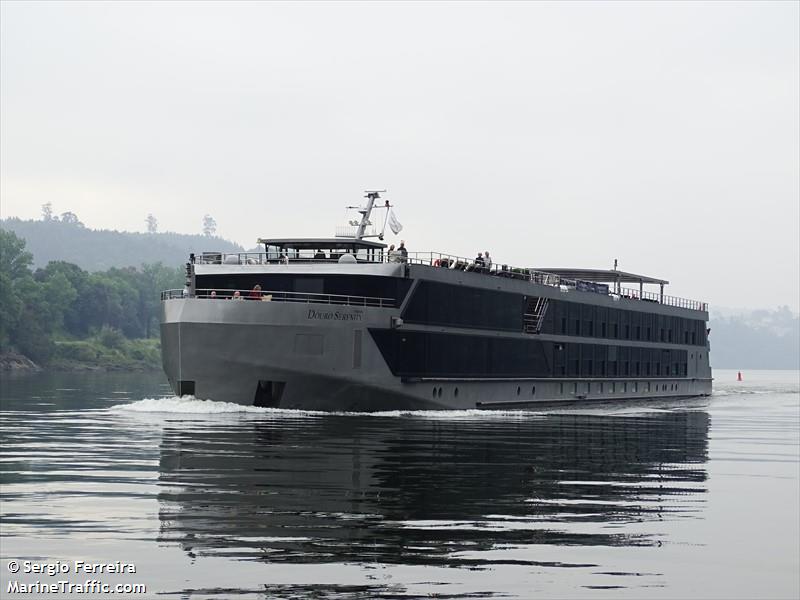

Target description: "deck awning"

left=535, top=268, right=669, bottom=286
left=257, top=237, right=387, bottom=250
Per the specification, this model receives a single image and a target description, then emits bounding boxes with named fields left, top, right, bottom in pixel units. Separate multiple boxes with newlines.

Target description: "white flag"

left=388, top=210, right=403, bottom=235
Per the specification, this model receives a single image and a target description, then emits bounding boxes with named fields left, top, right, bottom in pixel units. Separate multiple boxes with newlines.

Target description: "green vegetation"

left=1, top=212, right=243, bottom=271
left=51, top=336, right=162, bottom=371
left=1, top=229, right=182, bottom=369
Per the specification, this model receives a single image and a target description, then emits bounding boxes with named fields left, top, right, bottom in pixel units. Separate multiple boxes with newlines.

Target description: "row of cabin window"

left=564, top=381, right=683, bottom=395
left=552, top=343, right=689, bottom=378
left=544, top=300, right=706, bottom=346
left=435, top=381, right=684, bottom=400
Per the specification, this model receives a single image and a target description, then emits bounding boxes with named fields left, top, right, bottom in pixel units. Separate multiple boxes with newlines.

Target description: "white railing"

left=161, top=288, right=394, bottom=308
left=187, top=250, right=707, bottom=312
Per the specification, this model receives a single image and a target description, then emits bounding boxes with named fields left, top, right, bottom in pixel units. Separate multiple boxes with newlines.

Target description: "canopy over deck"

left=535, top=268, right=669, bottom=286
left=257, top=237, right=387, bottom=251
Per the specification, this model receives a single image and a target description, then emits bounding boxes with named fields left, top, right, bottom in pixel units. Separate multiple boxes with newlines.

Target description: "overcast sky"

left=1, top=1, right=798, bottom=311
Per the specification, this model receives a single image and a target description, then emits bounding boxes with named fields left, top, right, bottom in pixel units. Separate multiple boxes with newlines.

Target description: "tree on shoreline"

left=1, top=230, right=182, bottom=364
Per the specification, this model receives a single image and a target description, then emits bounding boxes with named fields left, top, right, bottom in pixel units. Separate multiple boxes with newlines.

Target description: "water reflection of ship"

left=157, top=411, right=709, bottom=566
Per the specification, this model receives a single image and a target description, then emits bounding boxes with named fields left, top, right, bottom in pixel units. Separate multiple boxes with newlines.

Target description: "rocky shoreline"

left=0, top=351, right=42, bottom=372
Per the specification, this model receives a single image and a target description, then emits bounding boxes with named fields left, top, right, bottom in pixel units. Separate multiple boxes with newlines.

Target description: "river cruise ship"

left=160, top=192, right=711, bottom=410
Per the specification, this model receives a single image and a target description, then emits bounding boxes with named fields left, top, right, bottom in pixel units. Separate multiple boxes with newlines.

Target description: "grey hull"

left=161, top=298, right=712, bottom=411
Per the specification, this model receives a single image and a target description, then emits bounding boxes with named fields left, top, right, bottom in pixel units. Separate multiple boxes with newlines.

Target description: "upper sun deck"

left=189, top=245, right=707, bottom=313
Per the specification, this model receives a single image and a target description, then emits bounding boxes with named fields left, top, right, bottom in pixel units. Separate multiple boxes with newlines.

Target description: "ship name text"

left=307, top=309, right=363, bottom=322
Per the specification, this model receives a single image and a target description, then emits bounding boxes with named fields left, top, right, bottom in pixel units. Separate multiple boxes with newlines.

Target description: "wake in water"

left=115, top=396, right=534, bottom=419
left=114, top=395, right=713, bottom=419
left=116, top=396, right=293, bottom=414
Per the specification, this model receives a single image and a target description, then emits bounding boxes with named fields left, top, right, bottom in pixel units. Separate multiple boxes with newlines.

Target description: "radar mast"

left=342, top=190, right=392, bottom=240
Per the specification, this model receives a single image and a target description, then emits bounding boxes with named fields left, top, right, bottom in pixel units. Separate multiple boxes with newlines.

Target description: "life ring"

left=433, top=259, right=441, bottom=267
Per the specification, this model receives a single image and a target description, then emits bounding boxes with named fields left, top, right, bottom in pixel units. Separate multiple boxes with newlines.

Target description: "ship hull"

left=161, top=296, right=712, bottom=411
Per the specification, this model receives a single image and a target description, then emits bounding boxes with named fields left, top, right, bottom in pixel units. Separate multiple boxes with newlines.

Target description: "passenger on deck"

left=484, top=251, right=492, bottom=270
left=232, top=291, right=243, bottom=300
left=210, top=291, right=217, bottom=298
left=387, top=244, right=400, bottom=263
left=474, top=252, right=485, bottom=267
left=249, top=284, right=262, bottom=299
left=279, top=252, right=288, bottom=265
left=314, top=250, right=326, bottom=260
left=398, top=241, right=408, bottom=262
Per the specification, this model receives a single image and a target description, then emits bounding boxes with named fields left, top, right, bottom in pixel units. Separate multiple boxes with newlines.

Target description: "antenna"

left=338, top=190, right=393, bottom=239
left=354, top=190, right=386, bottom=240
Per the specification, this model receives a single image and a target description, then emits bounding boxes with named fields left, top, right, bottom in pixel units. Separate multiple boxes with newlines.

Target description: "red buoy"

left=737, top=371, right=743, bottom=381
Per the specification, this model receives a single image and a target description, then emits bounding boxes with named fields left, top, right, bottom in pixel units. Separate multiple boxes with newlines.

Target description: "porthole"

left=438, top=387, right=443, bottom=398
left=531, top=386, right=536, bottom=396
left=454, top=387, right=459, bottom=398
left=432, top=387, right=437, bottom=398
left=516, top=386, right=521, bottom=396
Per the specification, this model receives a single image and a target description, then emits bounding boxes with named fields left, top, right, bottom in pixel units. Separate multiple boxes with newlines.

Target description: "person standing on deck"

left=398, top=241, right=408, bottom=263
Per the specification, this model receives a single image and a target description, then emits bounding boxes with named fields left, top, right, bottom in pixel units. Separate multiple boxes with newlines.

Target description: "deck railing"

left=161, top=288, right=394, bottom=308
left=185, top=250, right=707, bottom=312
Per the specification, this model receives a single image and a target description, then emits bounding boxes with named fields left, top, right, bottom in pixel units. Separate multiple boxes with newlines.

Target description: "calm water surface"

left=1, top=370, right=798, bottom=599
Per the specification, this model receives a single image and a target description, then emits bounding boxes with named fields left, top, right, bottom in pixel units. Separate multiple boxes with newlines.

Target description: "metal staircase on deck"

left=523, top=296, right=549, bottom=334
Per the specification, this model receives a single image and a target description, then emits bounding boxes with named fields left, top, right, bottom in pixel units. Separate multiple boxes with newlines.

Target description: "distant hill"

left=1, top=218, right=244, bottom=271
left=708, top=306, right=799, bottom=369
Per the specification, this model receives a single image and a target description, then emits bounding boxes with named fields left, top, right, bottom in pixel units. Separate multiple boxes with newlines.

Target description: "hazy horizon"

left=2, top=1, right=798, bottom=311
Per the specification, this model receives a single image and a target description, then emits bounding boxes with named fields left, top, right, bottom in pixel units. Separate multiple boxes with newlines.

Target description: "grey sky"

left=1, top=1, right=798, bottom=310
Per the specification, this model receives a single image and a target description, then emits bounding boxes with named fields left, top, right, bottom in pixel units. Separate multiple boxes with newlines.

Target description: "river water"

left=1, top=369, right=798, bottom=599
